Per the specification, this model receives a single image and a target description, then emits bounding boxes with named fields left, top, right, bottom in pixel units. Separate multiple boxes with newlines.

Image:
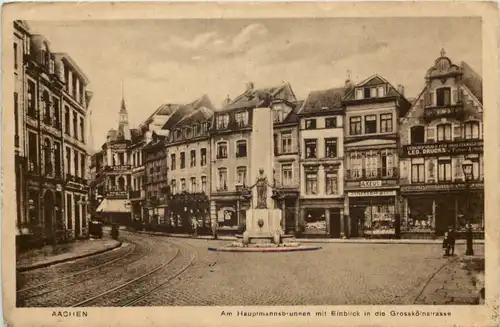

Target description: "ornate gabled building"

left=15, top=21, right=93, bottom=247
left=210, top=82, right=297, bottom=234
left=296, top=84, right=348, bottom=238
left=399, top=50, right=484, bottom=237
left=343, top=74, right=411, bottom=238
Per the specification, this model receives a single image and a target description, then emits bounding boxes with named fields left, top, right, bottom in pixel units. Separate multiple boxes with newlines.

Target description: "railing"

left=346, top=167, right=398, bottom=180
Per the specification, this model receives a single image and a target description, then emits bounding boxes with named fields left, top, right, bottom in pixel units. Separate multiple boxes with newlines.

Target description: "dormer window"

left=201, top=122, right=207, bottom=134
left=176, top=129, right=182, bottom=140
left=273, top=105, right=284, bottom=123
left=217, top=114, right=229, bottom=129
left=193, top=124, right=199, bottom=136
left=235, top=111, right=248, bottom=127
left=355, top=85, right=386, bottom=99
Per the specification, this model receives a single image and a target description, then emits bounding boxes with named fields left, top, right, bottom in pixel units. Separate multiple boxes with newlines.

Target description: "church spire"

left=117, top=80, right=131, bottom=141
left=120, top=80, right=127, bottom=114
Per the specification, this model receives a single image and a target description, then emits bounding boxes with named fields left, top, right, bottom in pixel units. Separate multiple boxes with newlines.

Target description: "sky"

left=27, top=17, right=482, bottom=151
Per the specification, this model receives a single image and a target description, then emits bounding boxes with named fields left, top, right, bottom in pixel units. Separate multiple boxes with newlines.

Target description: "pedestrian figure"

left=465, top=223, right=474, bottom=256
left=442, top=228, right=455, bottom=256
left=192, top=217, right=198, bottom=237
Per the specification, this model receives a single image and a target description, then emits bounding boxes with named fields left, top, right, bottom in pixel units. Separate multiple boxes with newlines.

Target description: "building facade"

left=399, top=50, right=484, bottom=237
left=297, top=86, right=347, bottom=238
left=343, top=75, right=411, bottom=238
left=15, top=21, right=93, bottom=246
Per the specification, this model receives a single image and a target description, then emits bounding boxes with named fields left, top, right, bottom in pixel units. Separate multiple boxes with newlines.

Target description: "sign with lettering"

left=348, top=190, right=396, bottom=197
left=402, top=141, right=483, bottom=158
left=360, top=180, right=382, bottom=188
left=401, top=182, right=484, bottom=193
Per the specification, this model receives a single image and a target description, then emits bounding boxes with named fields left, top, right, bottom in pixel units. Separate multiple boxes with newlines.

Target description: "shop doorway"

left=329, top=208, right=341, bottom=238
left=350, top=206, right=365, bottom=237
left=435, top=196, right=456, bottom=236
left=43, top=190, right=54, bottom=242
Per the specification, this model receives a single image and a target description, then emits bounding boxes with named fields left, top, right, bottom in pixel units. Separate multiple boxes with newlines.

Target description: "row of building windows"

left=274, top=132, right=294, bottom=155
left=172, top=122, right=209, bottom=142
left=409, top=121, right=481, bottom=144
left=304, top=171, right=339, bottom=195
left=216, top=140, right=247, bottom=159
left=215, top=164, right=295, bottom=191
left=347, top=150, right=396, bottom=179
left=216, top=111, right=249, bottom=130
left=304, top=138, right=338, bottom=159
left=349, top=113, right=393, bottom=135
left=171, top=176, right=208, bottom=194
left=409, top=157, right=482, bottom=183
left=304, top=117, right=339, bottom=130
left=170, top=148, right=207, bottom=170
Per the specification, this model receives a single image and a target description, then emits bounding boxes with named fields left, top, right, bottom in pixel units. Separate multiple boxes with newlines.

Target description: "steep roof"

left=460, top=61, right=482, bottom=103
left=161, top=94, right=214, bottom=130
left=174, top=106, right=214, bottom=128
left=141, top=103, right=182, bottom=127
left=297, top=87, right=344, bottom=115
left=224, top=82, right=297, bottom=112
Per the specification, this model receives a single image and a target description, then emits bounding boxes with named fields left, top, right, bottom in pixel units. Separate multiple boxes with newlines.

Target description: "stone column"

left=236, top=199, right=240, bottom=226
left=281, top=199, right=286, bottom=232
left=325, top=208, right=330, bottom=237
left=340, top=207, right=345, bottom=238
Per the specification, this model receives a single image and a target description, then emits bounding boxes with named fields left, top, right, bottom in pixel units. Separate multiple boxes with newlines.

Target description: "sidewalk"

left=137, top=230, right=485, bottom=245
left=16, top=238, right=122, bottom=272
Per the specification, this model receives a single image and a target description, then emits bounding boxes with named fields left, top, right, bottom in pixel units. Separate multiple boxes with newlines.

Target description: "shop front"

left=299, top=199, right=344, bottom=238
left=167, top=193, right=211, bottom=234
left=347, top=190, right=398, bottom=238
left=210, top=195, right=250, bottom=235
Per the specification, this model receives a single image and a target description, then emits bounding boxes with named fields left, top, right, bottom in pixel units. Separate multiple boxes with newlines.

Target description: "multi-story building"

left=399, top=50, right=483, bottom=237
left=210, top=82, right=296, bottom=234
left=343, top=75, right=411, bottom=238
left=166, top=94, right=215, bottom=233
left=297, top=85, right=347, bottom=238
left=127, top=128, right=146, bottom=222
left=15, top=21, right=93, bottom=246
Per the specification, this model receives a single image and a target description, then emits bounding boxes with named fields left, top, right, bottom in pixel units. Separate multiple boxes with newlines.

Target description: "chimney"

left=397, top=84, right=405, bottom=96
left=246, top=81, right=254, bottom=92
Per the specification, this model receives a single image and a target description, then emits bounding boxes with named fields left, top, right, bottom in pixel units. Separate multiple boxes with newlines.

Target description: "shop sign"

left=401, top=182, right=484, bottom=193
left=217, top=206, right=235, bottom=222
left=360, top=180, right=382, bottom=188
left=348, top=190, right=396, bottom=197
left=402, top=141, right=483, bottom=158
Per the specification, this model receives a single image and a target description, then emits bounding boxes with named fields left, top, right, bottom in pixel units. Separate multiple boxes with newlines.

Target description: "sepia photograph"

left=3, top=2, right=499, bottom=327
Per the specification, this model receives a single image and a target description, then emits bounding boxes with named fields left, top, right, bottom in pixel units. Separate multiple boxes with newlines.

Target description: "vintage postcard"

left=2, top=1, right=499, bottom=327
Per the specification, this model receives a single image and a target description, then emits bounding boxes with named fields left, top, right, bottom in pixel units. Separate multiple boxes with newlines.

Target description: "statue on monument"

left=249, top=168, right=273, bottom=209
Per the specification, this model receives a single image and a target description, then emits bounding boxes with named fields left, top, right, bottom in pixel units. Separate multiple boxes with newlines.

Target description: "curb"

left=17, top=240, right=123, bottom=272
left=136, top=231, right=484, bottom=245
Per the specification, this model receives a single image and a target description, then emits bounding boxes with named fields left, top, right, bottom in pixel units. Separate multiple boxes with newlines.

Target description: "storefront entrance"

left=349, top=196, right=396, bottom=238
left=329, top=208, right=341, bottom=238
left=43, top=191, right=54, bottom=242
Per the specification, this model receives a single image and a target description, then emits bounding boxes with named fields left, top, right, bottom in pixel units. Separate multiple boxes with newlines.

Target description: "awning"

left=96, top=199, right=130, bottom=213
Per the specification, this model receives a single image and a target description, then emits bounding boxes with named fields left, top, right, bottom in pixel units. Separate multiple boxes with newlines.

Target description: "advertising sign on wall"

left=402, top=141, right=483, bottom=158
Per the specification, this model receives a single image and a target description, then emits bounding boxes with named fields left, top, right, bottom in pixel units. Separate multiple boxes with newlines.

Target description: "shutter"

left=452, top=90, right=458, bottom=105
left=430, top=92, right=434, bottom=105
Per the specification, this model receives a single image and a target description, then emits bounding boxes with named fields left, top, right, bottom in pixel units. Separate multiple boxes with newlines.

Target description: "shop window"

left=190, top=177, right=197, bottom=192
left=410, top=126, right=425, bottom=144
left=170, top=154, right=176, bottom=170
left=190, top=150, right=196, bottom=167
left=350, top=116, right=362, bottom=135
left=281, top=164, right=293, bottom=187
left=437, top=124, right=452, bottom=141
left=236, top=166, right=247, bottom=185
left=436, top=87, right=451, bottom=106
left=218, top=168, right=227, bottom=190
left=200, top=148, right=207, bottom=166
left=305, top=119, right=316, bottom=130
left=305, top=172, right=318, bottom=195
left=365, top=151, right=378, bottom=178
left=201, top=176, right=207, bottom=193
left=304, top=208, right=326, bottom=234
left=235, top=111, right=248, bottom=127
left=325, top=172, right=338, bottom=195
left=349, top=152, right=363, bottom=179
left=325, top=117, right=337, bottom=129
left=28, top=132, right=38, bottom=172
left=236, top=140, right=247, bottom=158
left=325, top=138, right=337, bottom=158
left=365, top=115, right=377, bottom=134
left=438, top=159, right=452, bottom=182
left=281, top=132, right=292, bottom=154
left=180, top=178, right=186, bottom=192
left=304, top=139, right=317, bottom=159
left=381, top=150, right=395, bottom=177
left=411, top=159, right=425, bottom=183
left=464, top=121, right=480, bottom=140
left=217, top=142, right=228, bottom=159
left=380, top=114, right=393, bottom=133
left=216, top=114, right=229, bottom=129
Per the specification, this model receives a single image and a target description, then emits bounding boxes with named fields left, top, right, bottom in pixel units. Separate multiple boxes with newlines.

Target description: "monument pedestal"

left=246, top=209, right=283, bottom=238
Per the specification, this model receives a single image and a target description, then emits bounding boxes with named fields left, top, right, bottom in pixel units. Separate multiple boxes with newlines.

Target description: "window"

left=281, top=132, right=292, bottom=154
left=281, top=164, right=293, bottom=186
left=217, top=114, right=229, bottom=129
left=464, top=121, right=480, bottom=140
left=325, top=138, right=337, bottom=158
left=305, top=119, right=316, bottom=129
left=81, top=153, right=86, bottom=178
left=14, top=42, right=18, bottom=69
left=236, top=140, right=247, bottom=158
left=42, top=92, right=51, bottom=125
left=43, top=139, right=52, bottom=176
left=217, top=142, right=228, bottom=159
left=200, top=148, right=207, bottom=166
left=27, top=80, right=36, bottom=118
left=365, top=115, right=377, bottom=134
left=273, top=134, right=278, bottom=155
left=171, top=180, right=177, bottom=194
left=377, top=86, right=385, bottom=97
left=410, top=126, right=425, bottom=144
left=180, top=178, right=186, bottom=192
left=218, top=168, right=227, bottom=190
left=201, top=176, right=207, bottom=193
left=74, top=151, right=79, bottom=177
left=364, top=87, right=371, bottom=99
left=438, top=159, right=452, bottom=182
left=235, top=111, right=248, bottom=127
left=273, top=106, right=284, bottom=123
left=170, top=154, right=176, bottom=170
left=426, top=127, right=435, bottom=142
left=190, top=177, right=197, bottom=192
left=381, top=150, right=394, bottom=177
left=305, top=172, right=318, bottom=195
left=118, top=153, right=124, bottom=165
left=411, top=160, right=425, bottom=183
left=365, top=151, right=378, bottom=178
left=65, top=107, right=70, bottom=135
left=325, top=173, right=338, bottom=195
left=355, top=88, right=363, bottom=100
left=380, top=114, right=393, bottom=133
left=53, top=98, right=60, bottom=129
left=27, top=132, right=38, bottom=172
left=190, top=150, right=196, bottom=167
left=325, top=117, right=337, bottom=128
left=350, top=116, right=362, bottom=135
left=236, top=166, right=247, bottom=185
left=14, top=93, right=19, bottom=146
left=73, top=111, right=78, bottom=140
left=80, top=118, right=85, bottom=142
left=349, top=152, right=362, bottom=178
left=65, top=146, right=71, bottom=175
left=436, top=87, right=451, bottom=106
left=54, top=143, right=61, bottom=177
left=437, top=124, right=452, bottom=141
left=304, top=139, right=317, bottom=159
left=66, top=194, right=72, bottom=230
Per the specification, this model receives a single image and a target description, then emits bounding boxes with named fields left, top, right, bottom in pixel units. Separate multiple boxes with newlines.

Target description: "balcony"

left=423, top=104, right=464, bottom=122
left=346, top=168, right=398, bottom=180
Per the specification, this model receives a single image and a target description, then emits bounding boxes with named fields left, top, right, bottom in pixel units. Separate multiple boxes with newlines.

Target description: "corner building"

left=399, top=50, right=484, bottom=237
left=343, top=75, right=411, bottom=238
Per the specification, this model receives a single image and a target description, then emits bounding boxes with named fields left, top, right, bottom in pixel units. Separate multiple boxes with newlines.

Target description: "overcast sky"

left=28, top=17, right=481, bottom=150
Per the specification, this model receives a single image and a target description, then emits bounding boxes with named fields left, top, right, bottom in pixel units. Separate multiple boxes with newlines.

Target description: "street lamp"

left=462, top=160, right=474, bottom=256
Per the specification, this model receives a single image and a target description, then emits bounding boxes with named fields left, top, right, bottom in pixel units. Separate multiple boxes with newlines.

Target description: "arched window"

left=464, top=121, right=480, bottom=140
left=43, top=138, right=52, bottom=176
left=118, top=176, right=125, bottom=191
left=436, top=123, right=452, bottom=141
left=217, top=141, right=228, bottom=159
left=410, top=125, right=425, bottom=144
